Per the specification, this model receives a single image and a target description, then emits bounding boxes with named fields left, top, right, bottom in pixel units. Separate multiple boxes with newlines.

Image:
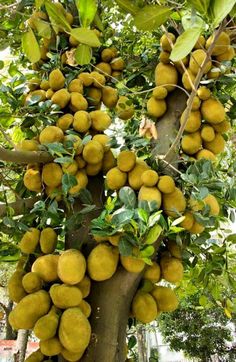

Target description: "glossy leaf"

left=62, top=174, right=77, bottom=194
left=22, top=28, right=41, bottom=63
left=33, top=18, right=52, bottom=39
left=187, top=0, right=210, bottom=14
left=115, top=0, right=139, bottom=16
left=170, top=27, right=202, bottom=61
left=45, top=1, right=72, bottom=33
left=75, top=0, right=98, bottom=27
left=145, top=224, right=162, bottom=244
left=70, top=28, right=101, bottom=47
left=119, top=237, right=133, bottom=256
left=210, top=0, right=236, bottom=28
left=119, top=186, right=137, bottom=208
left=133, top=5, right=172, bottom=31
left=75, top=44, right=92, bottom=65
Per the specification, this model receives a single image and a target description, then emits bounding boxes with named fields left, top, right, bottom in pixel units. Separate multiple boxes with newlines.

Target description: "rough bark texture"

left=0, top=147, right=53, bottom=164
left=0, top=197, right=40, bottom=218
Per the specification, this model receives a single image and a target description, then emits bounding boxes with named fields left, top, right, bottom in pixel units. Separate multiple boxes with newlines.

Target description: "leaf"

left=54, top=157, right=74, bottom=164
left=93, top=12, right=104, bottom=31
left=22, top=28, right=41, bottom=63
left=66, top=212, right=83, bottom=231
left=62, top=174, right=77, bottom=194
left=118, top=237, right=133, bottom=256
left=171, top=216, right=186, bottom=226
left=145, top=224, right=162, bottom=244
left=70, top=28, right=101, bottom=47
left=128, top=335, right=137, bottom=349
left=79, top=189, right=93, bottom=204
left=75, top=0, right=98, bottom=28
left=210, top=0, right=236, bottom=28
left=133, top=5, right=172, bottom=31
left=35, top=0, right=45, bottom=9
left=140, top=245, right=155, bottom=257
left=137, top=208, right=149, bottom=223
left=115, top=0, right=139, bottom=16
left=45, top=1, right=72, bottom=33
left=170, top=27, right=202, bottom=62
left=148, top=211, right=162, bottom=227
left=75, top=44, right=92, bottom=65
left=119, top=187, right=137, bottom=208
left=0, top=61, right=4, bottom=70
left=224, top=307, right=232, bottom=319
left=33, top=18, right=52, bottom=39
left=187, top=0, right=211, bottom=14
left=112, top=209, right=134, bottom=226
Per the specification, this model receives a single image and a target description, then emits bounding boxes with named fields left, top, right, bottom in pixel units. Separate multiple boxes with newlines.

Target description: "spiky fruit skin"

left=181, top=131, right=202, bottom=155
left=32, top=254, right=59, bottom=283
left=206, top=31, right=230, bottom=56
left=143, top=262, right=161, bottom=283
left=157, top=175, right=175, bottom=194
left=189, top=49, right=212, bottom=75
left=106, top=167, right=127, bottom=190
left=204, top=133, right=225, bottom=154
left=155, top=63, right=178, bottom=92
left=138, top=186, right=162, bottom=209
left=151, top=286, right=178, bottom=312
left=117, top=150, right=136, bottom=172
left=116, top=96, right=134, bottom=120
left=39, top=126, right=64, bottom=144
left=57, top=249, right=86, bottom=285
left=201, top=98, right=226, bottom=124
left=120, top=254, right=145, bottom=273
left=132, top=292, right=158, bottom=323
left=162, top=187, right=186, bottom=218
left=49, top=69, right=65, bottom=90
left=147, top=97, right=167, bottom=118
left=180, top=110, right=201, bottom=133
left=160, top=256, right=184, bottom=283
left=195, top=149, right=216, bottom=161
left=87, top=244, right=119, bottom=281
left=141, top=170, right=159, bottom=187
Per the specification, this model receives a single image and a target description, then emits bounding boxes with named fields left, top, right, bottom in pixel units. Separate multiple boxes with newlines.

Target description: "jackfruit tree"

left=0, top=0, right=235, bottom=361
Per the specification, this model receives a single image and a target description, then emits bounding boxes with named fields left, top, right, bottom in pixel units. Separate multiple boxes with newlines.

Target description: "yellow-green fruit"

left=69, top=170, right=88, bottom=195
left=57, top=114, right=73, bottom=131
left=70, top=92, right=88, bottom=112
left=180, top=110, right=201, bottom=133
left=167, top=240, right=182, bottom=259
left=157, top=175, right=175, bottom=194
left=46, top=88, right=54, bottom=99
left=17, top=140, right=39, bottom=151
left=106, top=167, right=127, bottom=190
left=25, top=90, right=46, bottom=105
left=8, top=270, right=27, bottom=303
left=117, top=150, right=136, bottom=172
left=88, top=243, right=119, bottom=281
left=143, top=262, right=161, bottom=283
left=189, top=96, right=201, bottom=111
left=95, top=62, right=112, bottom=76
left=79, top=300, right=91, bottom=318
left=69, top=34, right=79, bottom=46
left=181, top=131, right=202, bottom=155
left=194, top=35, right=206, bottom=49
left=39, top=126, right=64, bottom=144
left=110, top=57, right=125, bottom=71
left=22, top=272, right=43, bottom=293
left=28, top=77, right=41, bottom=91
left=61, top=348, right=85, bottom=362
left=40, top=337, right=62, bottom=356
left=101, top=48, right=115, bottom=62
left=138, top=186, right=162, bottom=209
left=152, top=86, right=168, bottom=99
left=82, top=140, right=104, bottom=164
left=93, top=134, right=111, bottom=152
left=102, top=86, right=118, bottom=108
left=204, top=194, right=220, bottom=216
left=78, top=72, right=93, bottom=87
left=132, top=292, right=158, bottom=323
left=102, top=150, right=116, bottom=173
left=201, top=98, right=225, bottom=124
left=155, top=62, right=178, bottom=92
left=39, top=228, right=57, bottom=254
left=160, top=32, right=175, bottom=52
left=64, top=134, right=83, bottom=155
left=75, top=155, right=86, bottom=169
left=90, top=110, right=111, bottom=131
left=42, top=163, right=63, bottom=188
left=180, top=211, right=194, bottom=230
left=76, top=275, right=91, bottom=298
left=23, top=169, right=41, bottom=192
left=120, top=252, right=145, bottom=273
left=147, top=97, right=167, bottom=118
left=162, top=187, right=186, bottom=217
left=159, top=51, right=170, bottom=64
left=40, top=80, right=50, bottom=91
left=58, top=249, right=86, bottom=285
left=201, top=125, right=215, bottom=142
left=196, top=149, right=216, bottom=161
left=204, top=133, right=225, bottom=154
left=197, top=86, right=211, bottom=100
left=73, top=111, right=91, bottom=133
left=86, top=161, right=102, bottom=176
left=108, top=234, right=121, bottom=246
left=116, top=96, right=134, bottom=120
left=128, top=160, right=149, bottom=190
left=9, top=290, right=51, bottom=330
left=160, top=256, right=184, bottom=283
left=216, top=46, right=235, bottom=61
left=51, top=89, right=70, bottom=109
left=173, top=55, right=189, bottom=74
left=49, top=283, right=82, bottom=309
left=46, top=185, right=62, bottom=201
left=90, top=71, right=106, bottom=88
left=189, top=49, right=212, bottom=75
left=59, top=307, right=91, bottom=353
left=25, top=349, right=44, bottom=362
left=68, top=79, right=83, bottom=93
left=141, top=170, right=159, bottom=187
left=189, top=221, right=205, bottom=234
left=62, top=160, right=79, bottom=176
left=34, top=308, right=59, bottom=340
left=87, top=87, right=102, bottom=105
left=32, top=254, right=59, bottom=282
left=182, top=68, right=196, bottom=91
left=206, top=31, right=230, bottom=56
left=19, top=228, right=40, bottom=254
left=151, top=286, right=178, bottom=312
left=212, top=120, right=231, bottom=134
left=49, top=69, right=65, bottom=90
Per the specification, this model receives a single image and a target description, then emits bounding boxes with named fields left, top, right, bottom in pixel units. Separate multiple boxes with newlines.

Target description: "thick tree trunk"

left=137, top=326, right=147, bottom=362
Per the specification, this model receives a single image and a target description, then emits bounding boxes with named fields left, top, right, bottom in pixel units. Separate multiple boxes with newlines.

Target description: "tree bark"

left=0, top=147, right=53, bottom=164
left=0, top=197, right=40, bottom=218
left=137, top=326, right=147, bottom=362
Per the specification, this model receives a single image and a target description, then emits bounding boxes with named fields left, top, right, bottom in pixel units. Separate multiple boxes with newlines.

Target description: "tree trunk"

left=137, top=325, right=147, bottom=362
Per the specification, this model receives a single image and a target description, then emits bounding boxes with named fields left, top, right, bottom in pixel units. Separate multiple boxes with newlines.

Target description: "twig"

left=0, top=125, right=16, bottom=149
left=0, top=173, right=21, bottom=199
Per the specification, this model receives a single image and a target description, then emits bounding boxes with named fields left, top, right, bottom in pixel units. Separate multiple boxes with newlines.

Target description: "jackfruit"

left=25, top=90, right=46, bottom=105
left=95, top=62, right=112, bottom=76
left=56, top=114, right=74, bottom=131
left=189, top=221, right=205, bottom=234
left=87, top=243, right=119, bottom=281
left=162, top=187, right=186, bottom=217
left=51, top=89, right=70, bottom=109
left=147, top=97, right=167, bottom=118
left=206, top=31, right=230, bottom=56
left=160, top=256, right=184, bottom=283
left=76, top=275, right=91, bottom=298
left=40, top=337, right=62, bottom=356
left=110, top=57, right=125, bottom=71
left=189, top=95, right=201, bottom=111
left=40, top=80, right=50, bottom=91
left=69, top=35, right=79, bottom=46
left=152, top=86, right=168, bottom=100
left=79, top=300, right=91, bottom=318
left=116, top=96, right=134, bottom=120
left=106, top=166, right=127, bottom=190
left=34, top=307, right=59, bottom=340
left=141, top=170, right=159, bottom=187
left=160, top=32, right=175, bottom=52
left=42, top=163, right=63, bottom=188
left=102, top=86, right=118, bottom=108
left=101, top=48, right=115, bottom=62
left=120, top=249, right=145, bottom=273
left=22, top=272, right=43, bottom=293
left=19, top=228, right=40, bottom=254
left=58, top=249, right=86, bottom=285
left=207, top=69, right=220, bottom=79
left=8, top=270, right=27, bottom=303
left=155, top=62, right=178, bottom=92
left=108, top=234, right=121, bottom=246
left=59, top=307, right=91, bottom=353
left=181, top=131, right=202, bottom=155
left=68, top=79, right=83, bottom=93
left=138, top=186, right=162, bottom=209
left=39, top=126, right=64, bottom=144
left=195, top=149, right=216, bottom=161
left=159, top=51, right=170, bottom=64
left=102, top=150, right=116, bottom=172
left=49, top=283, right=82, bottom=309
left=212, top=120, right=231, bottom=133
left=197, top=86, right=211, bottom=100
left=73, top=111, right=91, bottom=133
left=78, top=72, right=93, bottom=87
left=61, top=348, right=85, bottom=362
left=86, top=162, right=102, bottom=176
left=69, top=170, right=88, bottom=195
left=25, top=349, right=44, bottom=362
left=45, top=185, right=62, bottom=201
left=90, top=71, right=106, bottom=88
left=194, top=35, right=206, bottom=49
left=204, top=194, right=220, bottom=216
left=117, top=150, right=136, bottom=172
left=17, top=140, right=39, bottom=151
left=49, top=69, right=65, bottom=90
left=216, top=47, right=235, bottom=61
left=23, top=169, right=42, bottom=192
left=70, top=92, right=88, bottom=112
left=93, top=134, right=111, bottom=152
left=180, top=110, right=201, bottom=133
left=9, top=290, right=51, bottom=330
left=132, top=292, right=158, bottom=323
left=64, top=134, right=83, bottom=155
left=46, top=88, right=54, bottom=99
left=62, top=160, right=79, bottom=176
left=204, top=133, right=225, bottom=154
left=75, top=155, right=86, bottom=169
left=182, top=68, right=196, bottom=91
left=128, top=160, right=149, bottom=190
left=180, top=211, right=194, bottom=230
left=28, top=77, right=41, bottom=91
left=189, top=49, right=212, bottom=75
left=82, top=140, right=104, bottom=164
left=32, top=254, right=59, bottom=282
left=143, top=262, right=161, bottom=282
left=200, top=125, right=215, bottom=142
left=90, top=110, right=111, bottom=131
left=87, top=87, right=102, bottom=106
left=151, top=286, right=178, bottom=312
left=166, top=240, right=182, bottom=259
left=157, top=175, right=175, bottom=194
left=39, top=227, right=57, bottom=254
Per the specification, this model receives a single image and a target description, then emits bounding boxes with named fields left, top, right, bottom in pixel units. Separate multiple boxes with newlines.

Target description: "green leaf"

left=22, top=28, right=41, bottom=63
left=187, top=0, right=211, bottom=14
left=148, top=211, right=162, bottom=227
left=79, top=189, right=93, bottom=204
left=171, top=216, right=186, bottom=226
left=170, top=27, right=202, bottom=61
left=0, top=61, right=4, bottom=70
left=119, top=186, right=137, bottom=208
left=112, top=209, right=134, bottom=226
left=210, top=0, right=236, bottom=28
left=70, top=28, right=101, bottom=47
left=128, top=335, right=137, bottom=349
left=133, top=5, right=172, bottom=31
left=115, top=0, right=139, bottom=16
left=35, top=0, right=45, bottom=9
left=33, top=18, right=52, bottom=39
left=75, top=0, right=98, bottom=28
left=62, top=174, right=77, bottom=194
left=45, top=0, right=72, bottom=33
left=54, top=157, right=74, bottom=164
left=93, top=12, right=104, bottom=31
left=137, top=208, right=149, bottom=223
left=75, top=44, right=92, bottom=65
left=145, top=224, right=162, bottom=244
left=140, top=245, right=155, bottom=257
left=118, top=237, right=133, bottom=256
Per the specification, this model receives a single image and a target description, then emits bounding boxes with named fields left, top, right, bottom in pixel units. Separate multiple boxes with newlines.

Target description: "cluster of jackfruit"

left=8, top=248, right=92, bottom=361
left=147, top=31, right=233, bottom=158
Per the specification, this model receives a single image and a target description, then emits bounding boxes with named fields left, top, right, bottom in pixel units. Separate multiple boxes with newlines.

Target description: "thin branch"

left=0, top=147, right=53, bottom=164
left=0, top=197, right=40, bottom=218
left=0, top=125, right=16, bottom=149
left=0, top=173, right=21, bottom=199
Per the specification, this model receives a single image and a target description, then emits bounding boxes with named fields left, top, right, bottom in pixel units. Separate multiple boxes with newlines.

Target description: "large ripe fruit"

left=197, top=86, right=211, bottom=100
left=132, top=292, right=158, bottom=323
left=78, top=72, right=93, bottom=87
left=8, top=270, right=27, bottom=303
left=39, top=126, right=64, bottom=144
left=116, top=96, right=134, bottom=120
left=189, top=221, right=205, bottom=234
left=79, top=300, right=91, bottom=318
left=152, top=86, right=168, bottom=100
left=34, top=307, right=59, bottom=341
left=147, top=97, right=167, bottom=118
left=61, top=348, right=85, bottom=362
left=143, top=262, right=161, bottom=283
left=82, top=140, right=104, bottom=164
left=68, top=170, right=88, bottom=195
left=87, top=87, right=102, bottom=105
left=204, top=194, right=220, bottom=216
left=180, top=211, right=194, bottom=231
left=195, top=149, right=216, bottom=161
left=19, top=228, right=40, bottom=254
left=49, top=69, right=65, bottom=90
left=151, top=286, right=178, bottom=312
left=206, top=31, right=230, bottom=56
left=182, top=68, right=196, bottom=91
left=166, top=240, right=182, bottom=259
left=32, top=254, right=59, bottom=282
left=90, top=71, right=106, bottom=88
left=155, top=62, right=178, bottom=92
left=57, top=114, right=74, bottom=131
left=201, top=98, right=225, bottom=124
left=162, top=187, right=186, bottom=218
left=138, top=186, right=162, bottom=209
left=40, top=337, right=62, bottom=356
left=42, top=163, right=63, bottom=188
left=201, top=125, right=215, bottom=142
left=102, top=150, right=117, bottom=173
left=157, top=175, right=175, bottom=194
left=102, top=86, right=118, bottom=108
left=22, top=272, right=43, bottom=293
left=160, top=256, right=184, bottom=283
left=120, top=250, right=145, bottom=273
left=58, top=249, right=86, bottom=285
left=128, top=160, right=149, bottom=190
left=73, top=111, right=91, bottom=133
left=23, top=169, right=41, bottom=192
left=141, top=170, right=159, bottom=187
left=189, top=49, right=212, bottom=75
left=117, top=150, right=136, bottom=172
left=204, top=133, right=225, bottom=154
left=181, top=131, right=202, bottom=155
left=17, top=139, right=39, bottom=151
left=106, top=167, right=127, bottom=190
left=212, top=120, right=231, bottom=134
left=90, top=110, right=111, bottom=131
left=49, top=283, right=83, bottom=309
left=216, top=47, right=235, bottom=62
left=51, top=89, right=70, bottom=109
left=180, top=110, right=201, bottom=133
left=68, top=79, right=83, bottom=93
left=24, top=349, right=44, bottom=362
left=87, top=243, right=119, bottom=281
left=93, top=134, right=111, bottom=152
left=70, top=92, right=88, bottom=112
left=40, top=227, right=57, bottom=254
left=76, top=275, right=91, bottom=298
left=160, top=32, right=175, bottom=52
left=95, top=62, right=112, bottom=77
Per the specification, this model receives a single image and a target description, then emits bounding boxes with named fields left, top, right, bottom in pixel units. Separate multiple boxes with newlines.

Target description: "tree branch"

left=0, top=147, right=53, bottom=164
left=0, top=197, right=40, bottom=218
